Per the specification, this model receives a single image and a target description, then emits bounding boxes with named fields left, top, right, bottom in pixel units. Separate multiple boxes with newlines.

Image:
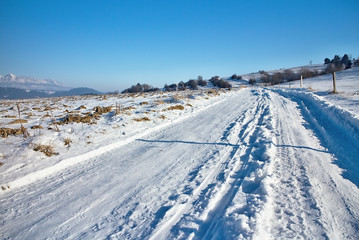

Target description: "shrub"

left=271, top=72, right=285, bottom=85
left=177, top=81, right=186, bottom=91
left=325, top=63, right=344, bottom=74
left=260, top=72, right=271, bottom=85
left=198, top=79, right=207, bottom=86
left=249, top=78, right=256, bottom=85
left=187, top=79, right=198, bottom=90
left=283, top=69, right=297, bottom=81
left=210, top=76, right=232, bottom=88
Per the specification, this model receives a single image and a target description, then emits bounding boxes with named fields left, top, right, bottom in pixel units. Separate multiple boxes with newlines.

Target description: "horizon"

left=1, top=0, right=358, bottom=92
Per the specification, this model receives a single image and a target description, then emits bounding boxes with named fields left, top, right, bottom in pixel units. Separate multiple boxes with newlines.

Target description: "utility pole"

left=332, top=72, right=337, bottom=93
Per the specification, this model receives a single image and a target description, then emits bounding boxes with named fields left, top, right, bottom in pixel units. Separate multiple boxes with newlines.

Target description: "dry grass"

left=133, top=117, right=151, bottom=122
left=154, top=100, right=165, bottom=105
left=9, top=119, right=28, bottom=124
left=123, top=106, right=136, bottom=111
left=64, top=138, right=72, bottom=146
left=207, top=89, right=219, bottom=96
left=4, top=115, right=17, bottom=118
left=77, top=105, right=87, bottom=110
left=139, top=102, right=149, bottom=106
left=93, top=106, right=112, bottom=114
left=166, top=105, right=185, bottom=111
left=171, top=94, right=183, bottom=103
left=0, top=128, right=23, bottom=138
left=33, top=144, right=58, bottom=157
left=159, top=114, right=166, bottom=119
left=186, top=104, right=193, bottom=107
left=31, top=125, right=43, bottom=129
left=58, top=113, right=99, bottom=125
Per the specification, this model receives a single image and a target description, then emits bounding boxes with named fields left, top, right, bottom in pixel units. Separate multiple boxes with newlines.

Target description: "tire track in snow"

left=255, top=89, right=359, bottom=239
left=148, top=89, right=273, bottom=239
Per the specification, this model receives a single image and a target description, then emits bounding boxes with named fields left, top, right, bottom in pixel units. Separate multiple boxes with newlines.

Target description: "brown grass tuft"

left=93, top=106, right=112, bottom=114
left=139, top=102, right=149, bottom=106
left=123, top=106, right=136, bottom=111
left=64, top=138, right=72, bottom=146
left=166, top=105, right=185, bottom=111
left=33, top=144, right=58, bottom=157
left=207, top=89, right=219, bottom=96
left=0, top=128, right=23, bottom=138
left=77, top=105, right=87, bottom=110
left=133, top=117, right=151, bottom=122
left=9, top=119, right=28, bottom=124
left=31, top=125, right=43, bottom=129
left=58, top=113, right=99, bottom=125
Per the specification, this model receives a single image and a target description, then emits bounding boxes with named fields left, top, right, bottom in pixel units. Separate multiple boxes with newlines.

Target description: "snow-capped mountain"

left=0, top=73, right=71, bottom=91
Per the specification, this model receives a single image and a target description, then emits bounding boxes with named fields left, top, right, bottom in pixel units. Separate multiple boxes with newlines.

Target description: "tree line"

left=324, top=54, right=357, bottom=73
left=121, top=75, right=232, bottom=94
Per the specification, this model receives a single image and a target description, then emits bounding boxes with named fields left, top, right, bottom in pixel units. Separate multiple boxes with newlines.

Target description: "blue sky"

left=1, top=0, right=358, bottom=92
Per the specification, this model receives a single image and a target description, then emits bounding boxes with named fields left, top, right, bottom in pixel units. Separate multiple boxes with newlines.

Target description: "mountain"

left=0, top=87, right=103, bottom=99
left=56, top=87, right=102, bottom=96
left=0, top=73, right=70, bottom=91
left=0, top=73, right=103, bottom=99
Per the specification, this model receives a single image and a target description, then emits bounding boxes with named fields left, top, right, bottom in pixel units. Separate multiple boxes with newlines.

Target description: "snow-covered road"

left=1, top=88, right=359, bottom=239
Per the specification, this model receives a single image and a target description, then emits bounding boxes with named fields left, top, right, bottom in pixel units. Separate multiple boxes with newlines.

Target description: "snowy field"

left=1, top=68, right=359, bottom=239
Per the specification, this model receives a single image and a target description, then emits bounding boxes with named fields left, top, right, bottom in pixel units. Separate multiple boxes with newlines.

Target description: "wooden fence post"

left=332, top=72, right=337, bottom=93
left=300, top=75, right=303, bottom=88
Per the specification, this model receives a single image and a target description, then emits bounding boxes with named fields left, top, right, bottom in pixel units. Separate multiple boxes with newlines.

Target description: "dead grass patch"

left=4, top=115, right=17, bottom=118
left=33, top=144, right=58, bottom=157
left=207, top=89, right=219, bottom=96
left=0, top=128, right=23, bottom=138
left=58, top=113, right=100, bottom=125
left=160, top=114, right=166, bottom=119
left=133, top=117, right=151, bottom=122
left=31, top=125, right=43, bottom=129
left=166, top=105, right=185, bottom=111
left=123, top=106, right=136, bottom=111
left=93, top=106, right=112, bottom=114
left=42, top=113, right=51, bottom=118
left=139, top=102, right=149, bottom=106
left=77, top=105, right=87, bottom=110
left=9, top=119, right=28, bottom=124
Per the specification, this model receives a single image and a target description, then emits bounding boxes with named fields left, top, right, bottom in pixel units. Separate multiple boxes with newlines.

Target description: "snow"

left=1, top=68, right=359, bottom=239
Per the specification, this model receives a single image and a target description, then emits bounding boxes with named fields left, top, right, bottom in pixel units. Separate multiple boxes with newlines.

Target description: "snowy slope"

left=279, top=67, right=359, bottom=115
left=1, top=71, right=359, bottom=239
